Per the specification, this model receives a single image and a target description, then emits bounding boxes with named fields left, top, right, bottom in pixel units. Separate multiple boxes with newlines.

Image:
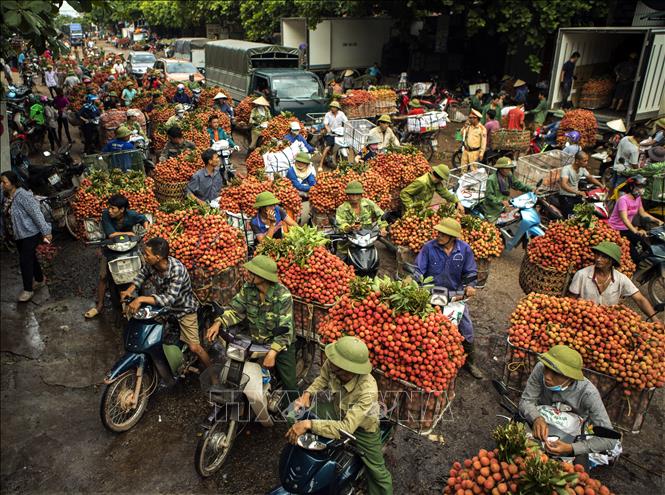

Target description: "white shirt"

left=45, top=70, right=58, bottom=87
left=112, top=63, right=125, bottom=75
left=569, top=265, right=638, bottom=306
left=324, top=110, right=348, bottom=132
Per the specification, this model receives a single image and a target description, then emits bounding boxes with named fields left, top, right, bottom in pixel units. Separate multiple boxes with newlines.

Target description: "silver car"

left=126, top=51, right=156, bottom=78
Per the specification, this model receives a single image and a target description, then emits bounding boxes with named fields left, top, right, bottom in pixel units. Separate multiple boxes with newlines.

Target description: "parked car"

left=153, top=58, right=205, bottom=84
left=126, top=51, right=157, bottom=79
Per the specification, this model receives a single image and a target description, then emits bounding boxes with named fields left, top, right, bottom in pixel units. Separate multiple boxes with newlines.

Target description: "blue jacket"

left=286, top=165, right=316, bottom=192
left=101, top=139, right=135, bottom=171
left=78, top=102, right=100, bottom=121
left=283, top=132, right=314, bottom=153
left=414, top=239, right=477, bottom=290
left=173, top=92, right=191, bottom=104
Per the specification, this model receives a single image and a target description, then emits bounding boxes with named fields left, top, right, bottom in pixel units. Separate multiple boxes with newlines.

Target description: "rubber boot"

left=462, top=340, right=485, bottom=379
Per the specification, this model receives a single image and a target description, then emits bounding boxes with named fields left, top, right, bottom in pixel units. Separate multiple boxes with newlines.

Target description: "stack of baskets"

left=153, top=179, right=188, bottom=203
left=578, top=78, right=614, bottom=110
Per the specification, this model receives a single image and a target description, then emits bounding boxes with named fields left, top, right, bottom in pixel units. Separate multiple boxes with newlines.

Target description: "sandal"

left=84, top=307, right=100, bottom=319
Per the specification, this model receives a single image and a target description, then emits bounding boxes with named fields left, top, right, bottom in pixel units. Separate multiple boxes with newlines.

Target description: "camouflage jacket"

left=215, top=282, right=294, bottom=352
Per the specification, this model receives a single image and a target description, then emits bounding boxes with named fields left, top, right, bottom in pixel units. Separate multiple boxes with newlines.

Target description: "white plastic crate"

left=447, top=163, right=496, bottom=209
left=225, top=211, right=256, bottom=247
left=406, top=112, right=448, bottom=133
left=108, top=255, right=142, bottom=285
left=515, top=150, right=574, bottom=193
left=343, top=119, right=376, bottom=153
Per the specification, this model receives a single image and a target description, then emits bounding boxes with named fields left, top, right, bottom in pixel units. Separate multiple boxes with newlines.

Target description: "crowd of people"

left=1, top=35, right=663, bottom=494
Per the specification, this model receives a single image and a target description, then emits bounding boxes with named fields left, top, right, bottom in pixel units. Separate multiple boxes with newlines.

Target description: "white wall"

left=637, top=32, right=665, bottom=117
left=282, top=18, right=307, bottom=49
left=329, top=19, right=394, bottom=69
left=309, top=20, right=331, bottom=67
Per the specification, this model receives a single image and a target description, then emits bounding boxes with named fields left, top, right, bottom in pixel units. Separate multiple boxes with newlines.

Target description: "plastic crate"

left=447, top=163, right=496, bottom=209
left=292, top=296, right=333, bottom=342
left=406, top=112, right=448, bottom=133
left=515, top=150, right=573, bottom=193
left=108, top=255, right=141, bottom=285
left=344, top=119, right=376, bottom=153
left=502, top=338, right=658, bottom=433
left=225, top=211, right=256, bottom=248
left=83, top=149, right=145, bottom=174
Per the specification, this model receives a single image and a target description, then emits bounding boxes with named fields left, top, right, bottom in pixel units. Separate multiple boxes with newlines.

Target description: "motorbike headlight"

left=297, top=433, right=328, bottom=451
left=107, top=240, right=137, bottom=251
left=133, top=306, right=161, bottom=320
left=226, top=343, right=246, bottom=361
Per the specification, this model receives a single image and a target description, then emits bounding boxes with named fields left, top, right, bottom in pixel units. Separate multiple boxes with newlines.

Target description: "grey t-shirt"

left=187, top=167, right=223, bottom=203
left=614, top=136, right=639, bottom=172
left=559, top=164, right=588, bottom=196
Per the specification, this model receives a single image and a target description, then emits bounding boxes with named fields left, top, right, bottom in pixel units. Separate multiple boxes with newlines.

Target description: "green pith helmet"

left=345, top=181, right=364, bottom=194
left=495, top=157, right=516, bottom=169
left=294, top=152, right=311, bottom=164
left=538, top=345, right=584, bottom=381
left=378, top=114, right=391, bottom=124
left=434, top=217, right=462, bottom=238
left=244, top=255, right=279, bottom=283
left=592, top=241, right=621, bottom=266
left=115, top=126, right=132, bottom=138
left=408, top=99, right=422, bottom=108
left=431, top=164, right=449, bottom=180
left=325, top=336, right=372, bottom=374
left=254, top=191, right=280, bottom=208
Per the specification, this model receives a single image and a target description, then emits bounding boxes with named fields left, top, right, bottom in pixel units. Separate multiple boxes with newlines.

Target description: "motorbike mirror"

left=339, top=429, right=357, bottom=443
left=491, top=379, right=509, bottom=397
left=654, top=303, right=665, bottom=313
left=43, top=151, right=51, bottom=157
left=536, top=178, right=544, bottom=188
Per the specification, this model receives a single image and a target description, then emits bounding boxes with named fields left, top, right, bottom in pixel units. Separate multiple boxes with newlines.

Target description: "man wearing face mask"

left=519, top=345, right=619, bottom=460
left=413, top=218, right=483, bottom=379
left=206, top=255, right=297, bottom=403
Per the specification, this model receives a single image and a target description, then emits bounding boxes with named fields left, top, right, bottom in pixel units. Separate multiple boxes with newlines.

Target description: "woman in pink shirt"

left=608, top=175, right=663, bottom=262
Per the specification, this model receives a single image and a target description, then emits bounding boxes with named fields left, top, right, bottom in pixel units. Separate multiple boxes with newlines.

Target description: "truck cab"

left=205, top=39, right=327, bottom=120
left=249, top=69, right=326, bottom=120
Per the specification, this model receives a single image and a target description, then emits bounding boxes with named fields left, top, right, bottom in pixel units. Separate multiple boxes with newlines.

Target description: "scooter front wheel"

left=647, top=274, right=665, bottom=306
left=99, top=367, right=154, bottom=432
left=195, top=419, right=238, bottom=477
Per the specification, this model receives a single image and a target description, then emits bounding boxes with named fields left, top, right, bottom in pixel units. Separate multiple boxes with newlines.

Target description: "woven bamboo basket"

left=518, top=253, right=575, bottom=296
left=578, top=95, right=612, bottom=110
left=190, top=264, right=242, bottom=305
left=493, top=129, right=531, bottom=151
left=373, top=371, right=456, bottom=436
left=476, top=257, right=492, bottom=289
left=154, top=179, right=188, bottom=204
left=293, top=296, right=333, bottom=342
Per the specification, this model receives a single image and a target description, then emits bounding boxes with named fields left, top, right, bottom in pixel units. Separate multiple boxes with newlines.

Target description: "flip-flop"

left=84, top=308, right=100, bottom=319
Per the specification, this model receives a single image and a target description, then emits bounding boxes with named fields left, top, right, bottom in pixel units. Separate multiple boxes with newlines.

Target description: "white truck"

left=280, top=17, right=395, bottom=71
left=548, top=26, right=665, bottom=129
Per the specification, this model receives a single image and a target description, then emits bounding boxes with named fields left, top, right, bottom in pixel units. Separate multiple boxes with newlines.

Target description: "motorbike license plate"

left=48, top=174, right=61, bottom=185
left=431, top=139, right=438, bottom=148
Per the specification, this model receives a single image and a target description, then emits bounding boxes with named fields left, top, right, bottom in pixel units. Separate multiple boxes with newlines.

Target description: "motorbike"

left=10, top=118, right=47, bottom=158
left=5, top=84, right=32, bottom=106
left=591, top=132, right=622, bottom=186
left=100, top=295, right=217, bottom=433
left=267, top=410, right=394, bottom=495
left=320, top=127, right=350, bottom=169
left=211, top=139, right=237, bottom=185
left=329, top=223, right=382, bottom=277
left=194, top=311, right=317, bottom=477
left=497, top=191, right=552, bottom=251
left=491, top=379, right=622, bottom=469
left=634, top=225, right=665, bottom=307
left=37, top=188, right=79, bottom=239
left=527, top=127, right=551, bottom=155
left=191, top=88, right=202, bottom=108
left=578, top=178, right=609, bottom=221
left=128, top=132, right=155, bottom=174
left=11, top=143, right=86, bottom=195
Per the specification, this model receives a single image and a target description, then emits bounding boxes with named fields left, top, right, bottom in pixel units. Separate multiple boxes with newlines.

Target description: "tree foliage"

left=1, top=0, right=105, bottom=59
